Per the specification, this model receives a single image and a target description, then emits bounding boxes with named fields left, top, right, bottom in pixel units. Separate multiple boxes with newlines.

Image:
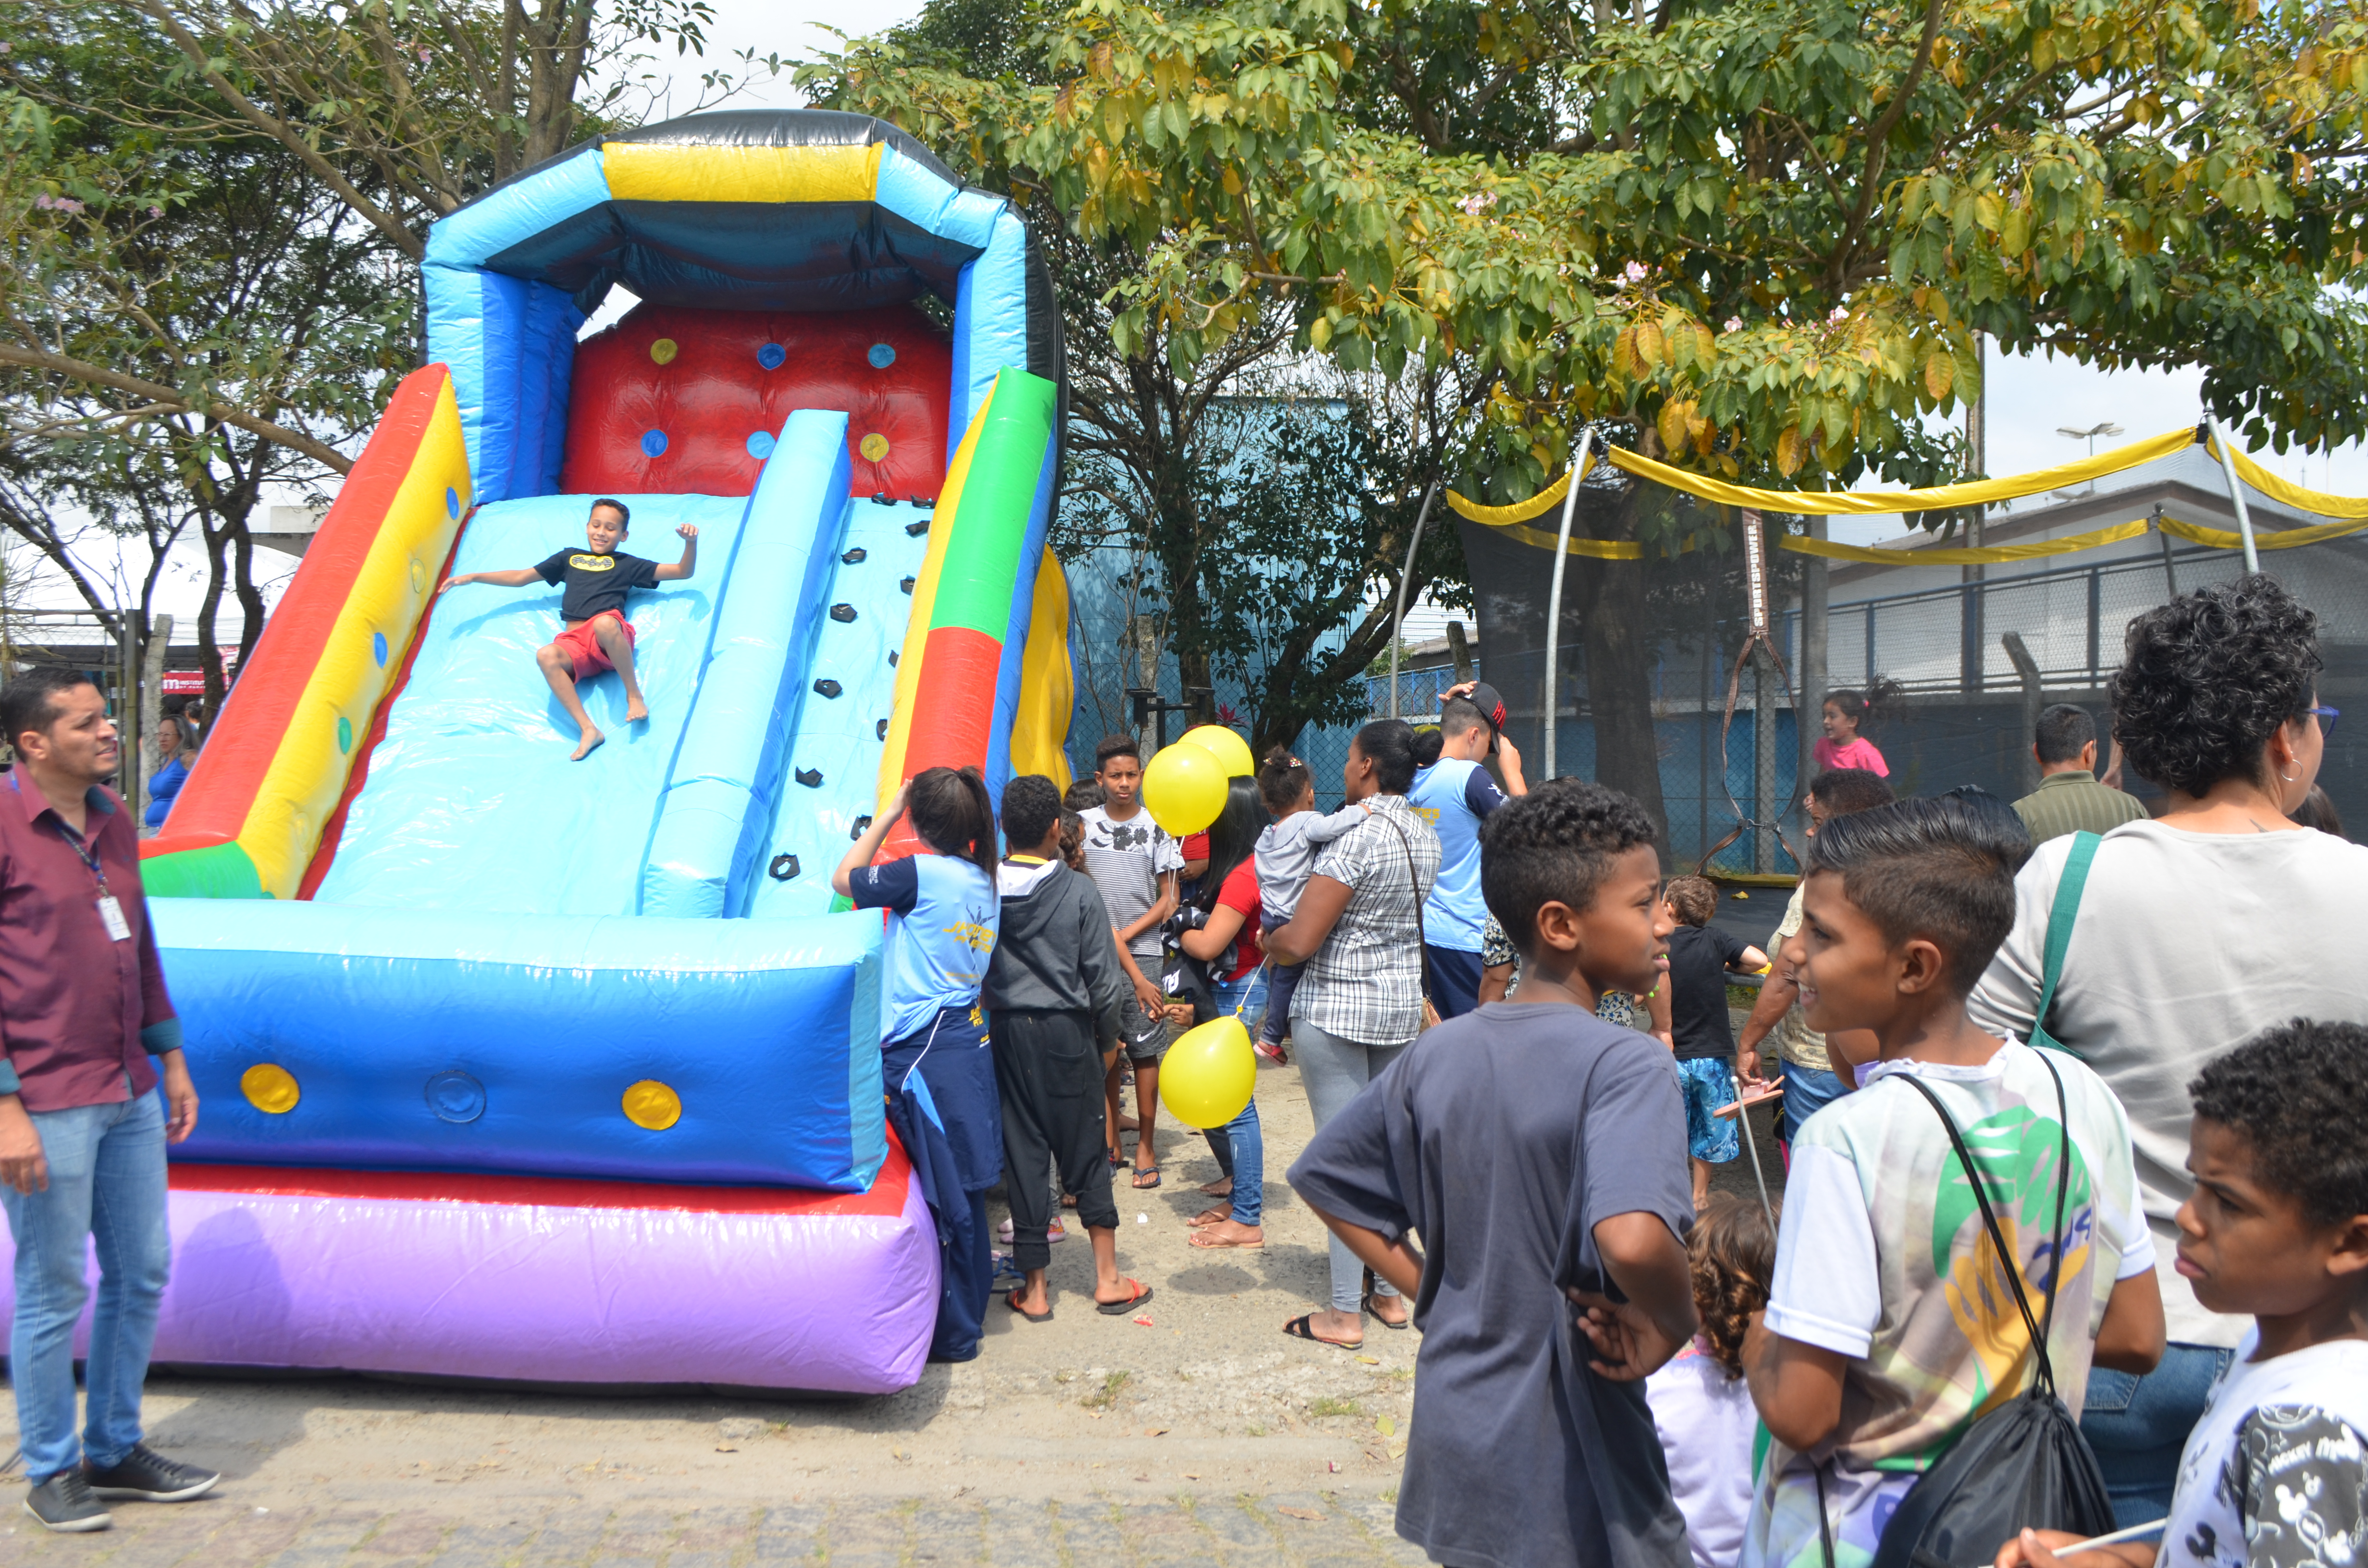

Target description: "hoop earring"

left=2282, top=769, right=2299, bottom=783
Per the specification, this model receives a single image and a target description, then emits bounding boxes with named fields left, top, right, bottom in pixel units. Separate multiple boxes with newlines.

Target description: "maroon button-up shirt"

left=0, top=768, right=174, bottom=1110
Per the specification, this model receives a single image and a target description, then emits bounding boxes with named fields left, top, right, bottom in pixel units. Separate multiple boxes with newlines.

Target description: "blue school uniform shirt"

left=846, top=853, right=1000, bottom=1044
left=1406, top=758, right=1507, bottom=952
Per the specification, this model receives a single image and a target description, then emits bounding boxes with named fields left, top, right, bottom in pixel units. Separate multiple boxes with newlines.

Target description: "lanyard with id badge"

left=67, top=830, right=133, bottom=942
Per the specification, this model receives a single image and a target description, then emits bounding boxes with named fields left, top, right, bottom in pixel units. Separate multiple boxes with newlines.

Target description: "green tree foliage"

left=814, top=0, right=2368, bottom=822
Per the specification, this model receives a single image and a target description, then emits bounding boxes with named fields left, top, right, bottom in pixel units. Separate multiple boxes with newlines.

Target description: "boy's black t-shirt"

left=535, top=548, right=660, bottom=623
left=1667, top=921, right=1748, bottom=1060
left=1287, top=1003, right=1695, bottom=1568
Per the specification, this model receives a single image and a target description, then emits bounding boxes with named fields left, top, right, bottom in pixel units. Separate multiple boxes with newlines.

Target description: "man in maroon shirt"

left=0, top=669, right=215, bottom=1531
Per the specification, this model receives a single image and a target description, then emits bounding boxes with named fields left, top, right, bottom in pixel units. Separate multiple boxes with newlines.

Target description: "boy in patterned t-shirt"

left=1995, top=1021, right=2368, bottom=1568
left=1740, top=796, right=2165, bottom=1568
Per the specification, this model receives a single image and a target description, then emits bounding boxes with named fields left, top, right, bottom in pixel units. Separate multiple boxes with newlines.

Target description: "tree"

left=812, top=0, right=2368, bottom=826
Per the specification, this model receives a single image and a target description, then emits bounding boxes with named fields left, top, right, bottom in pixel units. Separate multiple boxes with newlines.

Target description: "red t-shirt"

left=1214, top=858, right=1263, bottom=981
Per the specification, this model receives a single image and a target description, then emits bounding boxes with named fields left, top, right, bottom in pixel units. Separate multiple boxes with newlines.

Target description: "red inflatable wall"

left=560, top=302, right=952, bottom=501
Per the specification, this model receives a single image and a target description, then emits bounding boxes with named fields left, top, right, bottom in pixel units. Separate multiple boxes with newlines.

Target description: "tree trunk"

left=197, top=516, right=229, bottom=716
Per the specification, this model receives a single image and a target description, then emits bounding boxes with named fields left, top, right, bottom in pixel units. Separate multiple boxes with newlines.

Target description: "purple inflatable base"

left=0, top=1165, right=938, bottom=1396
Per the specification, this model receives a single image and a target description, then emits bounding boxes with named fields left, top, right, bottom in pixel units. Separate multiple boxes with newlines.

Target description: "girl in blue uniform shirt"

left=834, top=765, right=1003, bottom=1360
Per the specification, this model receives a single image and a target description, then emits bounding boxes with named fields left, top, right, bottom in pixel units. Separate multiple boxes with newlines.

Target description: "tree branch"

left=1829, top=0, right=1949, bottom=294
left=0, top=345, right=354, bottom=475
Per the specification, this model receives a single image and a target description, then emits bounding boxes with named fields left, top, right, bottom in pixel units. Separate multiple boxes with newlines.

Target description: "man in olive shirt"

left=2013, top=703, right=2146, bottom=845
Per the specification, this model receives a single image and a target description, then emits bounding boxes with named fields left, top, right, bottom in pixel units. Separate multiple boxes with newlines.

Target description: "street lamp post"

left=2051, top=421, right=2123, bottom=501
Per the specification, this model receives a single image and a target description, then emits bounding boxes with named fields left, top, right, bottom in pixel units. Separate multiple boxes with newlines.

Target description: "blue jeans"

left=1206, top=972, right=1267, bottom=1227
left=0, top=1088, right=170, bottom=1482
left=1780, top=1059, right=1848, bottom=1142
left=2080, top=1342, right=2235, bottom=1528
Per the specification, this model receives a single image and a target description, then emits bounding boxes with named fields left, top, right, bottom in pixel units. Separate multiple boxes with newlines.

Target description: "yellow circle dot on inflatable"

left=241, top=1064, right=300, bottom=1115
left=1141, top=743, right=1228, bottom=836
left=860, top=432, right=891, bottom=461
left=649, top=338, right=678, bottom=366
left=1158, top=1015, right=1257, bottom=1129
left=408, top=558, right=426, bottom=593
left=622, top=1079, right=682, bottom=1130
left=1179, top=724, right=1255, bottom=778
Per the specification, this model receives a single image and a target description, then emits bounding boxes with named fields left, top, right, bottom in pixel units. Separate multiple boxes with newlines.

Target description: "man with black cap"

left=1406, top=683, right=1528, bottom=1018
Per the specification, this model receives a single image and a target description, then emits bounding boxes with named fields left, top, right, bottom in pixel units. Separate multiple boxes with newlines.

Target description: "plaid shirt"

left=2011, top=771, right=2146, bottom=845
left=1292, top=793, right=1440, bottom=1045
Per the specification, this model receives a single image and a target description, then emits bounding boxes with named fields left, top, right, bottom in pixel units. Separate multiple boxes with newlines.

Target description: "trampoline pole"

left=2207, top=415, right=2260, bottom=574
left=1543, top=429, right=1594, bottom=782
left=1733, top=1074, right=1778, bottom=1232
left=1389, top=479, right=1440, bottom=720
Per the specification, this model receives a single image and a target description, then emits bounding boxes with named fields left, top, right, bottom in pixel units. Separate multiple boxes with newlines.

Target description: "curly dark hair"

left=1690, top=1192, right=1779, bottom=1379
left=2189, top=1020, right=2368, bottom=1226
left=2111, top=574, right=2320, bottom=797
left=1480, top=778, right=1658, bottom=954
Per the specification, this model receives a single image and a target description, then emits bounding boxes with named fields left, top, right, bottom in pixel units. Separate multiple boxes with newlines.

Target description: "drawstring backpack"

left=1866, top=1046, right=2116, bottom=1568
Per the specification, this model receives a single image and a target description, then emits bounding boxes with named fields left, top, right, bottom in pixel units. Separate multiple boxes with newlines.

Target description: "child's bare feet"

left=1199, top=1176, right=1233, bottom=1197
left=1188, top=1220, right=1262, bottom=1249
left=623, top=698, right=648, bottom=723
left=571, top=728, right=606, bottom=761
left=1187, top=1205, right=1229, bottom=1227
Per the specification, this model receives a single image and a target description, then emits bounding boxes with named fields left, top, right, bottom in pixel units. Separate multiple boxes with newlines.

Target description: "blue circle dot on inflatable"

left=868, top=343, right=896, bottom=369
left=425, top=1070, right=486, bottom=1125
left=757, top=343, right=786, bottom=370
left=371, top=631, right=388, bottom=668
left=444, top=486, right=460, bottom=519
left=747, top=431, right=776, bottom=460
left=641, top=429, right=668, bottom=457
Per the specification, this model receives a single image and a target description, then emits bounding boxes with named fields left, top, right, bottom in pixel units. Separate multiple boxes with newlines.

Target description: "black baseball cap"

left=1455, top=682, right=1509, bottom=754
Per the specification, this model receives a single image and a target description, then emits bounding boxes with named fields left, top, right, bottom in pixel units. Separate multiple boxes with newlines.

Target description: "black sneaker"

left=24, top=1469, right=110, bottom=1532
left=83, top=1444, right=219, bottom=1503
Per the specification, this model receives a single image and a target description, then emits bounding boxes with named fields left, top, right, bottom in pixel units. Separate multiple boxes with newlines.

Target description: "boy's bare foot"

left=1188, top=1220, right=1262, bottom=1249
left=1187, top=1205, right=1229, bottom=1227
left=624, top=699, right=648, bottom=723
left=1199, top=1176, right=1233, bottom=1197
left=571, top=728, right=606, bottom=760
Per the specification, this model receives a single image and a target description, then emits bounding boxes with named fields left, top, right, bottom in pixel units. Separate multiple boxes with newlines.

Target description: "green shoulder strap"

left=2028, top=831, right=2099, bottom=1055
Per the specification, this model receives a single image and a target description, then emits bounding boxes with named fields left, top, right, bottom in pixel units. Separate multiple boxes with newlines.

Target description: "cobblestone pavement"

left=0, top=1493, right=1435, bottom=1567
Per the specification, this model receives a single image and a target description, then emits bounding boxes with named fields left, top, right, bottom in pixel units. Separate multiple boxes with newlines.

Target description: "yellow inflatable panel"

left=603, top=142, right=883, bottom=205
left=1009, top=551, right=1075, bottom=791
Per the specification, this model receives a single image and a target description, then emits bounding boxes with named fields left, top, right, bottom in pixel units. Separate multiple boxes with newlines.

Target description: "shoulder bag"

left=1866, top=1049, right=2115, bottom=1568
left=1379, top=809, right=1441, bottom=1030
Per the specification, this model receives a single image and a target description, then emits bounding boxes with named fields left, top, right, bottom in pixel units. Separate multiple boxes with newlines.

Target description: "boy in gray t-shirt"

left=1251, top=752, right=1364, bottom=1055
left=1077, top=736, right=1181, bottom=1189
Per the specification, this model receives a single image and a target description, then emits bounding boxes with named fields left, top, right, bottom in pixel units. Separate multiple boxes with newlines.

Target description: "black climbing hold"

left=905, top=518, right=930, bottom=537
left=795, top=768, right=824, bottom=788
left=876, top=718, right=889, bottom=741
left=768, top=854, right=801, bottom=882
left=900, top=576, right=915, bottom=595
left=813, top=678, right=843, bottom=699
left=870, top=491, right=894, bottom=505
left=888, top=650, right=899, bottom=666
left=830, top=603, right=856, bottom=623
left=909, top=495, right=935, bottom=508
left=851, top=815, right=873, bottom=840
left=840, top=547, right=867, bottom=565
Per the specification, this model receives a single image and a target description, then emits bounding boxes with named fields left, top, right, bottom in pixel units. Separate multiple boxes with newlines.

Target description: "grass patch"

left=1079, top=1371, right=1131, bottom=1410
left=1308, top=1396, right=1363, bottom=1418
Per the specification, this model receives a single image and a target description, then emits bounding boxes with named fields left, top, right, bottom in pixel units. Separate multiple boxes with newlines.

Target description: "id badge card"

left=97, top=894, right=131, bottom=943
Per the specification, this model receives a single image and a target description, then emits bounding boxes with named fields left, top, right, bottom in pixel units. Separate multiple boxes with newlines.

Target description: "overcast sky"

left=22, top=0, right=2368, bottom=626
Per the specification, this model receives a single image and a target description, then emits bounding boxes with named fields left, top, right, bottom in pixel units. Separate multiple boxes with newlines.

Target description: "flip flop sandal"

left=1006, top=1290, right=1053, bottom=1324
left=1189, top=1229, right=1264, bottom=1250
left=1131, top=1165, right=1162, bottom=1189
left=1096, top=1279, right=1154, bottom=1316
left=1363, top=1292, right=1412, bottom=1329
left=1281, top=1314, right=1360, bottom=1348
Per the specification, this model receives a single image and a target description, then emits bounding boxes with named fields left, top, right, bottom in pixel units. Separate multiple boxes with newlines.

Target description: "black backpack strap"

left=1892, top=1063, right=2068, bottom=1395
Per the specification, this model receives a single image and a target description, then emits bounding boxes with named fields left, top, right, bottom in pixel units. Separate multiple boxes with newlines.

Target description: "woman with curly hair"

left=1970, top=572, right=2368, bottom=1525
left=1646, top=1192, right=1777, bottom=1568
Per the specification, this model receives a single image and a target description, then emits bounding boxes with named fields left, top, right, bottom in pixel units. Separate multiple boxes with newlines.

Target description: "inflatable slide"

left=84, top=110, right=1073, bottom=1393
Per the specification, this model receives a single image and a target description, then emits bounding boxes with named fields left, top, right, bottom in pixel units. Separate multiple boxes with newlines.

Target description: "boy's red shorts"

left=553, top=612, right=634, bottom=678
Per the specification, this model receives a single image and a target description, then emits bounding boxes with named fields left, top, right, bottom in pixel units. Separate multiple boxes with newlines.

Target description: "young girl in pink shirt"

left=1812, top=685, right=1891, bottom=776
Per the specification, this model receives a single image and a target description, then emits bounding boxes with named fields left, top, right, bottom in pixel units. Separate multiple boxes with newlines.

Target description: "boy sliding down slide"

left=439, top=497, right=697, bottom=760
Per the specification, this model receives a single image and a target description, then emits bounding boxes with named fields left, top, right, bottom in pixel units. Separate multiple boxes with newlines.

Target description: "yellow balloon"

left=1179, top=723, right=1255, bottom=778
left=1141, top=742, right=1229, bottom=835
left=1157, top=1015, right=1257, bottom=1128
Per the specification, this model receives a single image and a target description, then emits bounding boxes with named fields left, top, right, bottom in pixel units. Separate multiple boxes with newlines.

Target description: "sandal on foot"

left=1363, top=1292, right=1411, bottom=1329
left=1096, top=1278, right=1154, bottom=1315
left=1006, top=1290, right=1053, bottom=1324
left=1282, top=1315, right=1360, bottom=1348
left=1131, top=1165, right=1162, bottom=1189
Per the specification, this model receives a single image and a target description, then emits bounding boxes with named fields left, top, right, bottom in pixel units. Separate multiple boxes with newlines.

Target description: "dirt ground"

left=0, top=1028, right=1788, bottom=1564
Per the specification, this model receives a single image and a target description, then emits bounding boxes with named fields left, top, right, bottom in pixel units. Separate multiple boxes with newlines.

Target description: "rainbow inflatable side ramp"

left=64, top=111, right=1074, bottom=1393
